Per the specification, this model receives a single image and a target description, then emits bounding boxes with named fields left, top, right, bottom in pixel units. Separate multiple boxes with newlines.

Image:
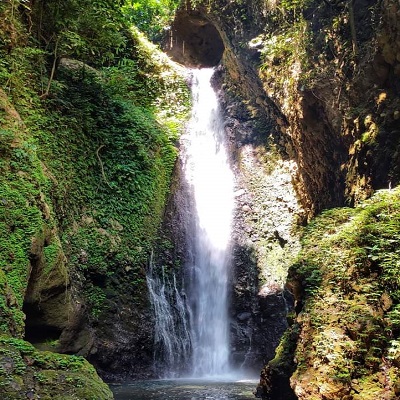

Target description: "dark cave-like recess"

left=23, top=301, right=62, bottom=343
left=164, top=9, right=224, bottom=67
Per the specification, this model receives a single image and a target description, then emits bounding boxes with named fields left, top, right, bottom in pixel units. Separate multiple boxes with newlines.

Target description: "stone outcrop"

left=0, top=89, right=113, bottom=399
left=169, top=0, right=400, bottom=215
left=225, top=91, right=302, bottom=373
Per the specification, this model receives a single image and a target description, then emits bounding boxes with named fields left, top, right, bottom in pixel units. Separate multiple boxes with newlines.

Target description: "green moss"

left=43, top=242, right=63, bottom=274
left=1, top=0, right=189, bottom=332
left=290, top=187, right=400, bottom=397
left=31, top=31, right=190, bottom=318
left=269, top=323, right=300, bottom=371
left=0, top=1, right=190, bottom=397
left=85, top=285, right=107, bottom=319
left=0, top=335, right=113, bottom=400
left=0, top=126, right=51, bottom=337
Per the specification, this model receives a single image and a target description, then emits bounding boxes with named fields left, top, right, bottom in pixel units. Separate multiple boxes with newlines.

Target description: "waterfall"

left=146, top=254, right=192, bottom=377
left=147, top=68, right=235, bottom=378
left=183, top=68, right=235, bottom=377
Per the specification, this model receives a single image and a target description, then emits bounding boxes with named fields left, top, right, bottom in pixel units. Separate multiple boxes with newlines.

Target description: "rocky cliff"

left=0, top=0, right=190, bottom=396
left=166, top=0, right=400, bottom=398
left=1, top=0, right=400, bottom=398
left=169, top=0, right=400, bottom=214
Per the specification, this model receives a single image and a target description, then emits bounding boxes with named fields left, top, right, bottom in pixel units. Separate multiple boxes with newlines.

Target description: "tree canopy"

left=122, top=0, right=181, bottom=42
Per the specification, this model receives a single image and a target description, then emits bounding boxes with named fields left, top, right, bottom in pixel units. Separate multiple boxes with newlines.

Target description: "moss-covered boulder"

left=0, top=86, right=111, bottom=398
left=0, top=336, right=113, bottom=400
left=276, top=187, right=400, bottom=400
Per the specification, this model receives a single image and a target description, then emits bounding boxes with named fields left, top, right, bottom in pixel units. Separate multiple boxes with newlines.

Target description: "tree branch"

left=96, top=145, right=113, bottom=189
left=41, top=37, right=59, bottom=99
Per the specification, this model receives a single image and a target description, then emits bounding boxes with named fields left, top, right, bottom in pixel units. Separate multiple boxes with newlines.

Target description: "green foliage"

left=279, top=0, right=312, bottom=11
left=0, top=129, right=15, bottom=152
left=43, top=242, right=63, bottom=273
left=31, top=0, right=127, bottom=66
left=0, top=335, right=113, bottom=399
left=32, top=37, right=189, bottom=316
left=27, top=27, right=188, bottom=319
left=269, top=323, right=300, bottom=370
left=257, top=7, right=313, bottom=105
left=0, top=46, right=46, bottom=106
left=260, top=20, right=307, bottom=66
left=122, top=0, right=181, bottom=42
left=0, top=0, right=190, bottom=397
left=0, top=122, right=50, bottom=337
left=0, top=336, right=35, bottom=354
left=292, top=187, right=400, bottom=395
left=85, top=286, right=107, bottom=319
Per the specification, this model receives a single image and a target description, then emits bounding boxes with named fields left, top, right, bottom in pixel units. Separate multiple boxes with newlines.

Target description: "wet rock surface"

left=215, top=73, right=303, bottom=373
left=170, top=1, right=400, bottom=397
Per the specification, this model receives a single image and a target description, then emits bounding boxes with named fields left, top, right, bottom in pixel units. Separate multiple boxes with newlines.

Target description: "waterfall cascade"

left=147, top=255, right=192, bottom=377
left=184, top=68, right=235, bottom=377
left=147, top=68, right=235, bottom=378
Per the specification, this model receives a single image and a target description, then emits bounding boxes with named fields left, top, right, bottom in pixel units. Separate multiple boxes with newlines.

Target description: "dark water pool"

left=110, top=379, right=258, bottom=400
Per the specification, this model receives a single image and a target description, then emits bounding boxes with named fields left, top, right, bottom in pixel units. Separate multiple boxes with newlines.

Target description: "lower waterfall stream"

left=183, top=68, right=235, bottom=377
left=112, top=69, right=257, bottom=399
left=148, top=67, right=236, bottom=378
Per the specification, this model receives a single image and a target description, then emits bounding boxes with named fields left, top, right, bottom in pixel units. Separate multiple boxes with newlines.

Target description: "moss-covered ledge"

left=259, top=186, right=400, bottom=400
left=0, top=336, right=113, bottom=400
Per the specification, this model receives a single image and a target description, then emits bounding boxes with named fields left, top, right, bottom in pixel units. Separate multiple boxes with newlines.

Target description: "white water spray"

left=182, top=68, right=235, bottom=377
left=147, top=254, right=191, bottom=377
left=147, top=68, right=235, bottom=378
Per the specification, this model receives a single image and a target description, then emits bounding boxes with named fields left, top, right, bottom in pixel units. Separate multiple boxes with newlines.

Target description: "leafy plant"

left=0, top=0, right=190, bottom=397
left=122, top=0, right=181, bottom=42
left=291, top=187, right=400, bottom=397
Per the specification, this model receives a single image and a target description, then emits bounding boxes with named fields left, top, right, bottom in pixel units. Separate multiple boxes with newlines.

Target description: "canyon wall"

left=0, top=1, right=191, bottom=395
left=1, top=0, right=400, bottom=398
left=167, top=0, right=400, bottom=397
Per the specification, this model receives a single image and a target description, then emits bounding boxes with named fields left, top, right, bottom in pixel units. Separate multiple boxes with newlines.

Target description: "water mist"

left=147, top=68, right=235, bottom=378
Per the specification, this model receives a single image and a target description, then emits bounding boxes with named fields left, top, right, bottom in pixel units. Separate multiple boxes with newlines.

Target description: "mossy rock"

left=0, top=336, right=113, bottom=400
left=288, top=187, right=400, bottom=399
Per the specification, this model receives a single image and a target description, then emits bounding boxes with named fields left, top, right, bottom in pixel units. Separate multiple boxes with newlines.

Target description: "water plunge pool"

left=111, top=378, right=257, bottom=400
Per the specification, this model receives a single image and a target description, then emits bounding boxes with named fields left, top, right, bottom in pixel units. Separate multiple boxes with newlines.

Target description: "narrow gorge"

left=0, top=0, right=399, bottom=399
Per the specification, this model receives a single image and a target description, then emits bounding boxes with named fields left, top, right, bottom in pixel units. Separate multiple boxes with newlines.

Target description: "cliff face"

left=167, top=0, right=400, bottom=397
left=0, top=79, right=113, bottom=399
left=287, top=187, right=400, bottom=400
left=0, top=1, right=190, bottom=395
left=170, top=0, right=400, bottom=214
left=1, top=0, right=400, bottom=397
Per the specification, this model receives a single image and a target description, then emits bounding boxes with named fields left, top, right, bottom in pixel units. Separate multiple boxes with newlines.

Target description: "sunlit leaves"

left=32, top=0, right=127, bottom=66
left=122, top=0, right=181, bottom=42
